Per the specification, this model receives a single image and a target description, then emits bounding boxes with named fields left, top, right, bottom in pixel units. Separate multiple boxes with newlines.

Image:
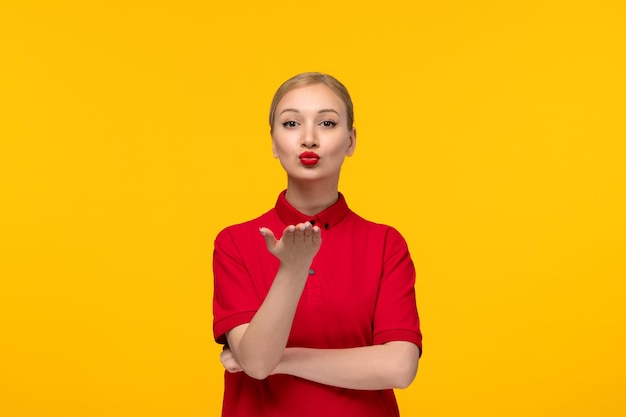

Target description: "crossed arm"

left=219, top=222, right=420, bottom=390
left=222, top=336, right=419, bottom=390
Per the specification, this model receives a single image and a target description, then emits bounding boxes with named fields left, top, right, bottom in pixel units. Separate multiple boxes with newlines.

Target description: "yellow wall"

left=1, top=1, right=624, bottom=415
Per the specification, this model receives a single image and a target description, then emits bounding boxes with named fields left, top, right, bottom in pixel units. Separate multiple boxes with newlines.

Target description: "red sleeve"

left=212, top=227, right=260, bottom=345
left=372, top=227, right=422, bottom=354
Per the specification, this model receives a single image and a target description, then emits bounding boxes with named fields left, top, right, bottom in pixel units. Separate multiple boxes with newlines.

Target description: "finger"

left=312, top=225, right=321, bottom=244
left=220, top=351, right=242, bottom=370
left=281, top=224, right=296, bottom=245
left=220, top=349, right=233, bottom=364
left=294, top=223, right=305, bottom=241
left=283, top=224, right=297, bottom=245
left=303, top=221, right=313, bottom=241
left=220, top=351, right=243, bottom=373
left=223, top=358, right=242, bottom=373
left=259, top=227, right=278, bottom=251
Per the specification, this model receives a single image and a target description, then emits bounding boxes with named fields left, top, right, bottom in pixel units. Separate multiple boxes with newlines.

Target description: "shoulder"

left=348, top=211, right=408, bottom=242
left=344, top=211, right=412, bottom=261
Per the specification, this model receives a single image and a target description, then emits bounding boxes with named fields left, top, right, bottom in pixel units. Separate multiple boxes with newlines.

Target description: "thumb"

left=259, top=227, right=278, bottom=251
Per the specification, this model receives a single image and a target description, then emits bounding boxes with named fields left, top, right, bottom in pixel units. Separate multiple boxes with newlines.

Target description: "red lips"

left=299, top=151, right=320, bottom=166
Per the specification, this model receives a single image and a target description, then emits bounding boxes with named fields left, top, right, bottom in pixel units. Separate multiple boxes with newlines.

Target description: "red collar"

left=275, top=190, right=350, bottom=230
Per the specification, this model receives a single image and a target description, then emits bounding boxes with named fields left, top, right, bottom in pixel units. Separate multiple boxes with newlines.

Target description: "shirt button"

left=308, top=268, right=315, bottom=275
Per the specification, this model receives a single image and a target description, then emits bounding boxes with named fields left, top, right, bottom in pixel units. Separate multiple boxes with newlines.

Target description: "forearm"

left=272, top=341, right=420, bottom=390
left=229, top=263, right=309, bottom=379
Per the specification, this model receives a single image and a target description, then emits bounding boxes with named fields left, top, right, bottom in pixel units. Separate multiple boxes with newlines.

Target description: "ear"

left=345, top=127, right=357, bottom=157
left=271, top=133, right=279, bottom=158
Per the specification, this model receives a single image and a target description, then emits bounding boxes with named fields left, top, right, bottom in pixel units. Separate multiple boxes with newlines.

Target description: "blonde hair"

left=269, top=72, right=354, bottom=132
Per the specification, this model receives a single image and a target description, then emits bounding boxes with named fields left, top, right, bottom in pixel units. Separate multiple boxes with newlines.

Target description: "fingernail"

left=259, top=228, right=265, bottom=236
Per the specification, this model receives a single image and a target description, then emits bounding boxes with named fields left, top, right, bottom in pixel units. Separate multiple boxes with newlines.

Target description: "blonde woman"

left=213, top=72, right=422, bottom=416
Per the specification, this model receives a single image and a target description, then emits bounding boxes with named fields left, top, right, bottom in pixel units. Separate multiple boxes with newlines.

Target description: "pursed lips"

left=299, top=152, right=320, bottom=165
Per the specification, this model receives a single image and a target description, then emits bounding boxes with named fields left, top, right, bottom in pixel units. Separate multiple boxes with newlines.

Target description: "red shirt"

left=213, top=191, right=422, bottom=417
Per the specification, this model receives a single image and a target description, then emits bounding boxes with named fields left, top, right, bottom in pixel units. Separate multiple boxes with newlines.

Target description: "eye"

left=282, top=120, right=298, bottom=128
left=320, top=120, right=337, bottom=128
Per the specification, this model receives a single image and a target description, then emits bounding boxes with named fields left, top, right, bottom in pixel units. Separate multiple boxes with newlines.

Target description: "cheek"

left=271, top=134, right=283, bottom=154
left=272, top=131, right=299, bottom=150
left=331, top=134, right=352, bottom=153
left=272, top=138, right=293, bottom=159
left=272, top=141, right=285, bottom=155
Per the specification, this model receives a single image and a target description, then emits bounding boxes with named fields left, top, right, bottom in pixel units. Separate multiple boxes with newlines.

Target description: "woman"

left=213, top=72, right=422, bottom=416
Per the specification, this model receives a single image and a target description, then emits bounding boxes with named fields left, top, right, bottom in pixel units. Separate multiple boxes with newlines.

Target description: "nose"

left=301, top=124, right=318, bottom=148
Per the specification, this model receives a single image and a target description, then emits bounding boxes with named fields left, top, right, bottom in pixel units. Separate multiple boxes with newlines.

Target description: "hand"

left=259, top=222, right=322, bottom=269
left=220, top=348, right=243, bottom=373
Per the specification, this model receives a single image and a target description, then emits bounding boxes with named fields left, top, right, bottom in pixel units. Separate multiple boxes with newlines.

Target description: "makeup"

left=299, top=151, right=320, bottom=166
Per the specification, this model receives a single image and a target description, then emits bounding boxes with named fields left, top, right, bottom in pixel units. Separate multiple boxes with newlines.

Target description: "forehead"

left=275, top=83, right=346, bottom=114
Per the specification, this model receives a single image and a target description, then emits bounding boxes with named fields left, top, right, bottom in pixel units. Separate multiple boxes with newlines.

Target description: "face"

left=271, top=83, right=356, bottom=184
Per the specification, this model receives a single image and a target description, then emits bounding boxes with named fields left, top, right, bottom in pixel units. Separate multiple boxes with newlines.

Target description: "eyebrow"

left=279, top=108, right=341, bottom=116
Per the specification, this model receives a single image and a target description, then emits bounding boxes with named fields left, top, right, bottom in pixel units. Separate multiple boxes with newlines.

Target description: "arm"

left=274, top=341, right=420, bottom=390
left=225, top=222, right=321, bottom=380
left=221, top=341, right=419, bottom=390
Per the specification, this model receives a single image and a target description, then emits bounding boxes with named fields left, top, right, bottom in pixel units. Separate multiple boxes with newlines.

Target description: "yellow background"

left=1, top=1, right=625, bottom=415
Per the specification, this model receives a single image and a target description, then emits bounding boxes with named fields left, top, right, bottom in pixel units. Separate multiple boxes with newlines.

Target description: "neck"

left=285, top=178, right=340, bottom=216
